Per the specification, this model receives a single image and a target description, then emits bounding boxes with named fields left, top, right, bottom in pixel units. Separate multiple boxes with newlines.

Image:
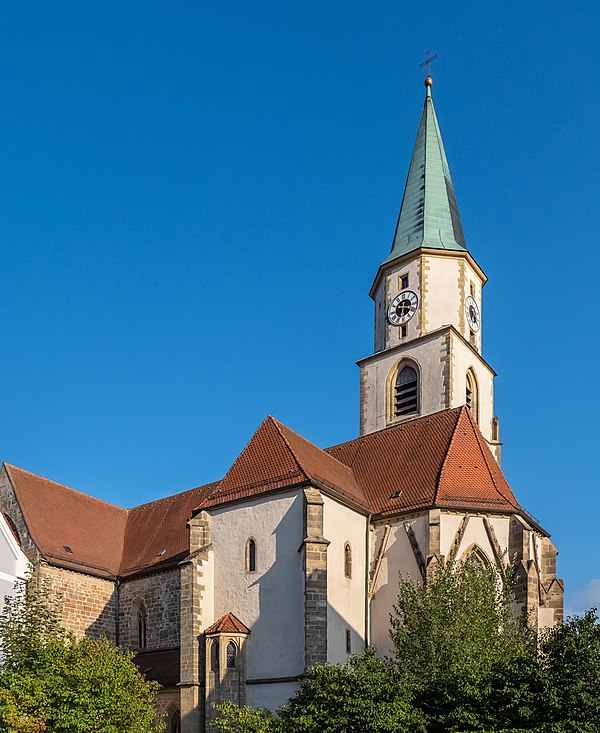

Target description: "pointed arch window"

left=211, top=640, right=220, bottom=672
left=226, top=641, right=237, bottom=669
left=344, top=543, right=352, bottom=579
left=394, top=365, right=418, bottom=417
left=171, top=711, right=181, bottom=733
left=246, top=538, right=257, bottom=573
left=136, top=604, right=147, bottom=650
left=466, top=370, right=479, bottom=422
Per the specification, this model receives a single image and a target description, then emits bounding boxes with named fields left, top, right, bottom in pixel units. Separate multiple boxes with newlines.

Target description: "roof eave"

left=368, top=247, right=488, bottom=299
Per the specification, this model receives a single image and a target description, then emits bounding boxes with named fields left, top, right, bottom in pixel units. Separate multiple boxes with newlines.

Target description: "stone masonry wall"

left=37, top=563, right=117, bottom=642
left=119, top=569, right=180, bottom=651
left=0, top=467, right=38, bottom=558
left=303, top=487, right=329, bottom=669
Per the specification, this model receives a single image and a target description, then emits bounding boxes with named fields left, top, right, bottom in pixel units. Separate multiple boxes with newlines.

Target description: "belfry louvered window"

left=394, top=366, right=418, bottom=417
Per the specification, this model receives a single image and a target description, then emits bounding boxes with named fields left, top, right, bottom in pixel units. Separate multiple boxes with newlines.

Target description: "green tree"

left=277, top=648, right=425, bottom=733
left=390, top=558, right=536, bottom=732
left=0, top=578, right=161, bottom=733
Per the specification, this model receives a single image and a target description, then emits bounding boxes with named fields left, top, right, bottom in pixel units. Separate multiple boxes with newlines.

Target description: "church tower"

left=358, top=76, right=502, bottom=461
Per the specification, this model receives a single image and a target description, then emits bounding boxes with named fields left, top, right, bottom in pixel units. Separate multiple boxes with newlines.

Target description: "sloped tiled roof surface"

left=5, top=465, right=128, bottom=577
left=197, top=416, right=368, bottom=511
left=3, top=406, right=523, bottom=579
left=119, top=482, right=218, bottom=576
left=326, top=407, right=519, bottom=517
left=204, top=612, right=251, bottom=635
left=5, top=464, right=216, bottom=578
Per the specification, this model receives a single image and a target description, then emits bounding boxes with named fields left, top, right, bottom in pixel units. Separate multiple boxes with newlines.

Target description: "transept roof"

left=3, top=406, right=527, bottom=580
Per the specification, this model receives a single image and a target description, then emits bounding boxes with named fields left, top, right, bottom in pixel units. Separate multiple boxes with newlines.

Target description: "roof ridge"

left=270, top=417, right=310, bottom=483
left=128, top=480, right=220, bottom=513
left=432, top=407, right=466, bottom=505
left=4, top=463, right=128, bottom=516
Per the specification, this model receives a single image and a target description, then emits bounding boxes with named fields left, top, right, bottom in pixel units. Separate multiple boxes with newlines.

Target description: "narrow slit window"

left=401, top=274, right=409, bottom=289
left=246, top=538, right=257, bottom=573
left=346, top=628, right=351, bottom=654
left=344, top=543, right=352, bottom=579
left=226, top=641, right=236, bottom=669
left=394, top=365, right=418, bottom=417
left=401, top=324, right=407, bottom=337
left=137, top=607, right=147, bottom=650
left=466, top=370, right=478, bottom=422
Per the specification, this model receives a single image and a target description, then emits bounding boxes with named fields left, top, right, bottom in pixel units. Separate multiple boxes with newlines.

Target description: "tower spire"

left=386, top=75, right=466, bottom=263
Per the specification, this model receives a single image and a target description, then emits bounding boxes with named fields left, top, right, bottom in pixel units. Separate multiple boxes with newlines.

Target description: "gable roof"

left=196, top=407, right=520, bottom=519
left=197, top=416, right=368, bottom=512
left=2, top=406, right=528, bottom=580
left=326, top=407, right=519, bottom=518
left=4, top=464, right=216, bottom=578
left=204, top=612, right=250, bottom=635
left=5, top=464, right=128, bottom=577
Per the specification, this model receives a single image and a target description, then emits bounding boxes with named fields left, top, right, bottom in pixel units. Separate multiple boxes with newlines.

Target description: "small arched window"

left=226, top=641, right=237, bottom=669
left=246, top=538, right=257, bottom=573
left=136, top=605, right=147, bottom=650
left=344, top=543, right=352, bottom=579
left=394, top=365, right=418, bottom=417
left=171, top=711, right=181, bottom=733
left=466, top=370, right=479, bottom=422
left=211, top=640, right=220, bottom=672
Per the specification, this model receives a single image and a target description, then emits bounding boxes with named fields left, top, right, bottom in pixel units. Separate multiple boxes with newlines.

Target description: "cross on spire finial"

left=418, top=50, right=438, bottom=81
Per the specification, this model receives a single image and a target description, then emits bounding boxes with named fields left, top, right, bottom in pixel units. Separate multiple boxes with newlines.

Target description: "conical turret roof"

left=386, top=81, right=466, bottom=262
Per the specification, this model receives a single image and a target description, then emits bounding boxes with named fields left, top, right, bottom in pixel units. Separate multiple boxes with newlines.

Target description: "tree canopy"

left=0, top=578, right=161, bottom=733
left=213, top=559, right=600, bottom=733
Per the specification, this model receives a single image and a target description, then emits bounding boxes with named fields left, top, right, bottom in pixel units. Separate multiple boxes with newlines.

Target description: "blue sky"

left=0, top=2, right=597, bottom=613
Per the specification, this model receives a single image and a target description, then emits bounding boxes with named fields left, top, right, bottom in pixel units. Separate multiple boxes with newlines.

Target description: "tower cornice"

left=368, top=246, right=487, bottom=300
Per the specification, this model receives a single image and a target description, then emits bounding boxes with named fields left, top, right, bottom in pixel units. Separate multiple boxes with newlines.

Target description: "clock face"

left=465, top=295, right=481, bottom=332
left=387, top=290, right=418, bottom=326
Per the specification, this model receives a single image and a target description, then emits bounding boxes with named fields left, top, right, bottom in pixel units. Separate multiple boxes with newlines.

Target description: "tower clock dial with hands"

left=387, top=290, right=418, bottom=326
left=465, top=295, right=480, bottom=332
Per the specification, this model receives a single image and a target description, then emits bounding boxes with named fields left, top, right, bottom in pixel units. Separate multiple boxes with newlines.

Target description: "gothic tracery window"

left=394, top=365, right=419, bottom=417
left=226, top=641, right=236, bottom=669
left=211, top=640, right=220, bottom=672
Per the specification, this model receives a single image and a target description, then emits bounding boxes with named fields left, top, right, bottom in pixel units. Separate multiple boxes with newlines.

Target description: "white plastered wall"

left=0, top=514, right=28, bottom=613
left=210, top=491, right=304, bottom=710
left=374, top=257, right=422, bottom=353
left=449, top=333, right=495, bottom=444
left=322, top=495, right=367, bottom=663
left=421, top=254, right=484, bottom=349
left=360, top=331, right=449, bottom=434
left=440, top=513, right=510, bottom=563
left=369, top=515, right=428, bottom=658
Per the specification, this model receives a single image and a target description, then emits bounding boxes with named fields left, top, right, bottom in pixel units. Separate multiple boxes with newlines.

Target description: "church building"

left=0, top=76, right=563, bottom=733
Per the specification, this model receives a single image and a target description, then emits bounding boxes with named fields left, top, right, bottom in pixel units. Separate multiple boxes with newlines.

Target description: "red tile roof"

left=204, top=612, right=250, bottom=635
left=197, top=416, right=368, bottom=511
left=2, top=406, right=526, bottom=579
left=326, top=407, right=519, bottom=517
left=5, top=464, right=216, bottom=578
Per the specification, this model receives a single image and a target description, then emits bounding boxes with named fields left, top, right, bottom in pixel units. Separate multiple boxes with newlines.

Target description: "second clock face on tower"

left=387, top=290, right=418, bottom=326
left=465, top=295, right=481, bottom=332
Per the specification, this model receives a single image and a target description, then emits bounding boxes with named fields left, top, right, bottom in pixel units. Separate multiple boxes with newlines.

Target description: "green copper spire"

left=386, top=78, right=466, bottom=263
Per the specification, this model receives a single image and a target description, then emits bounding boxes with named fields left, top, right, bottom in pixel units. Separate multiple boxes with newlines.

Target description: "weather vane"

left=418, top=50, right=438, bottom=78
